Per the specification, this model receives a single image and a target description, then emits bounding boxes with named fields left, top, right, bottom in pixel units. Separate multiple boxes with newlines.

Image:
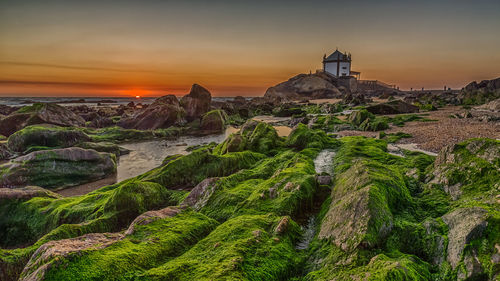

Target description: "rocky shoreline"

left=0, top=75, right=499, bottom=281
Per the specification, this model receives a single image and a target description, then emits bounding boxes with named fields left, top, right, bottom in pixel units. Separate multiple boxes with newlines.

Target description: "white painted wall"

left=339, top=62, right=351, bottom=76
left=324, top=61, right=351, bottom=77
left=324, top=62, right=338, bottom=76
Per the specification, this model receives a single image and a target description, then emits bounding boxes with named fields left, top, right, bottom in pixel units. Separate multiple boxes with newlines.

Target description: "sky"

left=1, top=0, right=499, bottom=97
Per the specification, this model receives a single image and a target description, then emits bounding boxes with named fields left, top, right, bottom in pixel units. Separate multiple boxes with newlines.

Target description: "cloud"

left=0, top=61, right=157, bottom=73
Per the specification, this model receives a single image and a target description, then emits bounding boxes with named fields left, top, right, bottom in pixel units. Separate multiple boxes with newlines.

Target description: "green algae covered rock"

left=214, top=120, right=282, bottom=155
left=318, top=160, right=410, bottom=251
left=22, top=208, right=218, bottom=281
left=430, top=138, right=500, bottom=200
left=0, top=147, right=116, bottom=189
left=286, top=123, right=340, bottom=150
left=0, top=103, right=85, bottom=137
left=199, top=109, right=227, bottom=134
left=141, top=214, right=302, bottom=281
left=1, top=126, right=499, bottom=281
left=7, top=125, right=91, bottom=153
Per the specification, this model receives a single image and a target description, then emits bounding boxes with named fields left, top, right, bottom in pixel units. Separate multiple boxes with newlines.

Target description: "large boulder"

left=264, top=73, right=342, bottom=101
left=318, top=161, right=410, bottom=251
left=7, top=125, right=91, bottom=153
left=180, top=84, right=212, bottom=121
left=199, top=110, right=227, bottom=134
left=366, top=100, right=419, bottom=115
left=118, top=95, right=185, bottom=130
left=0, top=147, right=116, bottom=189
left=0, top=103, right=85, bottom=136
left=0, top=186, right=60, bottom=201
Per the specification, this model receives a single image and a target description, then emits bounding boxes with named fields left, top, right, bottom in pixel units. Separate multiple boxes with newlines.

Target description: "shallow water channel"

left=295, top=149, right=336, bottom=250
left=58, top=123, right=293, bottom=197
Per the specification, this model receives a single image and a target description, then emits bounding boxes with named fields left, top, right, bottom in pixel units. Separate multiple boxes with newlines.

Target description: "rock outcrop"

left=264, top=73, right=342, bottom=101
left=0, top=103, right=85, bottom=136
left=118, top=95, right=185, bottom=130
left=0, top=147, right=116, bottom=189
left=7, top=125, right=91, bottom=153
left=181, top=178, right=221, bottom=210
left=430, top=138, right=499, bottom=200
left=180, top=84, right=212, bottom=121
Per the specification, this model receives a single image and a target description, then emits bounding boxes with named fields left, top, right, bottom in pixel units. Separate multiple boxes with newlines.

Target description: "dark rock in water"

left=118, top=95, right=185, bottom=130
left=181, top=178, right=221, bottom=210
left=180, top=84, right=212, bottom=121
left=200, top=110, right=227, bottom=134
left=0, top=147, right=116, bottom=189
left=366, top=100, right=419, bottom=115
left=0, top=103, right=85, bottom=137
left=264, top=72, right=342, bottom=101
left=7, top=125, right=91, bottom=153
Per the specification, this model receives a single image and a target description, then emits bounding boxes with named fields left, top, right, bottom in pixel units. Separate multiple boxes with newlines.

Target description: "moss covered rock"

left=214, top=120, right=282, bottom=155
left=199, top=109, right=227, bottom=134
left=0, top=147, right=116, bottom=189
left=430, top=138, right=500, bottom=200
left=7, top=125, right=91, bottom=153
left=318, top=160, right=410, bottom=251
left=0, top=103, right=85, bottom=137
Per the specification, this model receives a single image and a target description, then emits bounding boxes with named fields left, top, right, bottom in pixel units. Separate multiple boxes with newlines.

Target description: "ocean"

left=0, top=96, right=240, bottom=108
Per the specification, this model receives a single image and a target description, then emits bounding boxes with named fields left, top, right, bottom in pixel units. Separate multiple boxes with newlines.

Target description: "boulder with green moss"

left=0, top=147, right=116, bottom=189
left=199, top=109, right=227, bottom=134
left=214, top=120, right=282, bottom=154
left=7, top=125, right=91, bottom=153
left=0, top=103, right=85, bottom=137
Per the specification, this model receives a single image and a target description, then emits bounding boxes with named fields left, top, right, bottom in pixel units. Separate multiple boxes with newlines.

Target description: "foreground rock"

left=7, top=125, right=91, bottom=153
left=0, top=147, right=116, bottom=189
left=180, top=84, right=212, bottom=121
left=0, top=103, right=85, bottom=137
left=118, top=95, right=185, bottom=130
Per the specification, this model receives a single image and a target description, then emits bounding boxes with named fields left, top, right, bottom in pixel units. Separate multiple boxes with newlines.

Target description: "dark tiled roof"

left=324, top=50, right=350, bottom=62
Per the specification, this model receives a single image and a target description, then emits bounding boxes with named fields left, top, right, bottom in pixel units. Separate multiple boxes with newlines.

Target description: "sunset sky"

left=1, top=0, right=499, bottom=97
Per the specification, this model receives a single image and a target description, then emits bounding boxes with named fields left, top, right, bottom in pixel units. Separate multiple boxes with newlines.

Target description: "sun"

left=135, top=95, right=141, bottom=99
